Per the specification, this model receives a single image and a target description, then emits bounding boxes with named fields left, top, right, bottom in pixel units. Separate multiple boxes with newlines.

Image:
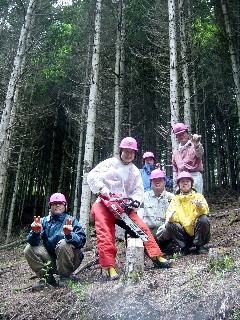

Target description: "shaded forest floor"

left=0, top=189, right=240, bottom=320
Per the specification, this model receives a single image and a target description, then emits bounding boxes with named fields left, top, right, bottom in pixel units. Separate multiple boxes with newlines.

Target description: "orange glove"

left=63, top=218, right=73, bottom=236
left=31, top=216, right=42, bottom=233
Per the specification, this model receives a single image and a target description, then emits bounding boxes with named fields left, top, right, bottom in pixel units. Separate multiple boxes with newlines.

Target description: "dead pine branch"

left=0, top=239, right=26, bottom=250
left=73, top=257, right=99, bottom=276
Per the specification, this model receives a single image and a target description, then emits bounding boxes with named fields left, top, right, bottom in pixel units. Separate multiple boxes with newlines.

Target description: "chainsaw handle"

left=122, top=198, right=140, bottom=208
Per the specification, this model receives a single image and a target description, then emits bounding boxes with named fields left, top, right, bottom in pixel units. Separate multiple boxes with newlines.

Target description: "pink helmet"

left=173, top=123, right=188, bottom=135
left=119, top=137, right=138, bottom=151
left=48, top=193, right=67, bottom=206
left=150, top=169, right=166, bottom=180
left=142, top=151, right=155, bottom=161
left=176, top=171, right=194, bottom=184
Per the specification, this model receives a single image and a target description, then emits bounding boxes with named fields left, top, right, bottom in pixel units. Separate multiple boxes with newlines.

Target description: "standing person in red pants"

left=87, top=137, right=172, bottom=280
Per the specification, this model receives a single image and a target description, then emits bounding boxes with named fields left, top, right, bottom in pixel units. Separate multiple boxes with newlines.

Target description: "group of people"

left=24, top=122, right=210, bottom=291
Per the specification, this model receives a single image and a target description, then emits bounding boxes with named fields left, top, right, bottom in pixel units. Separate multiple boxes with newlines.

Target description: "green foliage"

left=193, top=16, right=220, bottom=48
left=40, top=260, right=53, bottom=284
left=232, top=310, right=240, bottom=320
left=208, top=254, right=236, bottom=274
left=128, top=271, right=143, bottom=284
left=69, top=282, right=90, bottom=299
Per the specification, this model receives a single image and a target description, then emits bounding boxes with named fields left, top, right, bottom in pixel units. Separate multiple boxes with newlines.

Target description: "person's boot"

left=195, top=245, right=208, bottom=254
left=32, top=269, right=57, bottom=292
left=152, top=256, right=172, bottom=268
left=180, top=246, right=191, bottom=256
left=108, top=267, right=119, bottom=280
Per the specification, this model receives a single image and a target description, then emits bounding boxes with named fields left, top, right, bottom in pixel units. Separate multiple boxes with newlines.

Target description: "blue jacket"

left=140, top=165, right=155, bottom=191
left=140, top=165, right=173, bottom=191
left=27, top=212, right=86, bottom=256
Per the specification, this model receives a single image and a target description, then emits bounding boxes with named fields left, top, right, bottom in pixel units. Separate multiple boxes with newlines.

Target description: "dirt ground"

left=0, top=190, right=240, bottom=320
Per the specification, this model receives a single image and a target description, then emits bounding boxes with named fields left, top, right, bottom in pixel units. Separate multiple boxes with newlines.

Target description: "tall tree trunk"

left=79, top=0, right=102, bottom=239
left=179, top=0, right=191, bottom=129
left=168, top=0, right=179, bottom=150
left=221, top=0, right=240, bottom=124
left=0, top=0, right=38, bottom=224
left=113, top=0, right=125, bottom=156
left=45, top=107, right=58, bottom=212
left=6, top=145, right=23, bottom=244
left=73, top=36, right=91, bottom=217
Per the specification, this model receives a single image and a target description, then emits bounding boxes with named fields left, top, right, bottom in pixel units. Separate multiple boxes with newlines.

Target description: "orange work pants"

left=91, top=201, right=162, bottom=268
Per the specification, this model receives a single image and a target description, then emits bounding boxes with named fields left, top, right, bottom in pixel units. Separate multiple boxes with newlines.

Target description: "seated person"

left=138, top=168, right=174, bottom=252
left=164, top=171, right=210, bottom=256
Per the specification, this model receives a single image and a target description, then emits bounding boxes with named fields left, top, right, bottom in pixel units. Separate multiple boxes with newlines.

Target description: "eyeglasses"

left=51, top=202, right=65, bottom=206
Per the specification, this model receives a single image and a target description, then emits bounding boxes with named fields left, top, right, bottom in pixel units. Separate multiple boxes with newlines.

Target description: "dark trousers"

left=165, top=215, right=211, bottom=249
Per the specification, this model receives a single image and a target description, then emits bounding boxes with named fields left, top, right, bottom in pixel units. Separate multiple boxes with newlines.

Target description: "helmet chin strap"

left=121, top=158, right=132, bottom=165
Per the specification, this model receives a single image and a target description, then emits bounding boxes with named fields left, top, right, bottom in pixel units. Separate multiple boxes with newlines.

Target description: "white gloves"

left=100, top=186, right=111, bottom=198
left=191, top=134, right=201, bottom=147
left=156, top=224, right=165, bottom=237
left=165, top=210, right=176, bottom=222
left=191, top=199, right=204, bottom=208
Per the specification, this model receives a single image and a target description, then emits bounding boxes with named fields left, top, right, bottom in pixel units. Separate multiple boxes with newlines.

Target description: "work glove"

left=100, top=186, right=111, bottom=198
left=31, top=216, right=42, bottom=233
left=165, top=210, right=176, bottom=222
left=191, top=199, right=204, bottom=208
left=156, top=224, right=165, bottom=238
left=191, top=134, right=201, bottom=146
left=63, top=218, right=73, bottom=236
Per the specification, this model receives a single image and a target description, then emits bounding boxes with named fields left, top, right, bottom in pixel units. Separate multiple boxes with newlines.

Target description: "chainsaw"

left=99, top=194, right=149, bottom=242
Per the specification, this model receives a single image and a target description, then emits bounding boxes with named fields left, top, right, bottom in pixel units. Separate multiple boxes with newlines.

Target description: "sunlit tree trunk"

left=168, top=0, right=179, bottom=150
left=0, top=0, right=38, bottom=224
left=179, top=0, right=191, bottom=129
left=113, top=0, right=125, bottom=156
left=79, top=0, right=102, bottom=239
left=73, top=36, right=91, bottom=217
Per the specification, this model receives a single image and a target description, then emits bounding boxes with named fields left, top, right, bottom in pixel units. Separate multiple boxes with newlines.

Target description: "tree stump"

left=125, top=238, right=144, bottom=283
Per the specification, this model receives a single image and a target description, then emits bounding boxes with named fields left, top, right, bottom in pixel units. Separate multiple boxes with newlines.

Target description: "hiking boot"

left=152, top=256, right=172, bottom=268
left=59, top=276, right=71, bottom=287
left=180, top=246, right=191, bottom=256
left=195, top=245, right=208, bottom=254
left=108, top=268, right=119, bottom=280
left=32, top=270, right=57, bottom=291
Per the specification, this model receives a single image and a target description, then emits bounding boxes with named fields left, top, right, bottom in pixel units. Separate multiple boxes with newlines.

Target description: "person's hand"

left=100, top=186, right=111, bottom=198
left=165, top=210, right=176, bottom=222
left=63, top=218, right=73, bottom=236
left=191, top=199, right=204, bottom=208
left=156, top=224, right=165, bottom=237
left=31, top=216, right=42, bottom=233
left=191, top=134, right=201, bottom=146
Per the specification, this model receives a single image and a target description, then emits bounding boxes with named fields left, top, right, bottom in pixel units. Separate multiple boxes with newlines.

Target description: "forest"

left=0, top=0, right=239, bottom=242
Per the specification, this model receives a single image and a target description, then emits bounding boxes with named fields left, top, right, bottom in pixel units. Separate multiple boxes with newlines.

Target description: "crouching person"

left=87, top=137, right=172, bottom=281
left=165, top=172, right=210, bottom=256
left=24, top=193, right=86, bottom=291
left=138, top=169, right=174, bottom=253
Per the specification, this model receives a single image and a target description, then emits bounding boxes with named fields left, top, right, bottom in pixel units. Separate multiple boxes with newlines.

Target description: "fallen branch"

left=73, top=257, right=99, bottom=276
left=0, top=239, right=26, bottom=250
left=210, top=208, right=240, bottom=219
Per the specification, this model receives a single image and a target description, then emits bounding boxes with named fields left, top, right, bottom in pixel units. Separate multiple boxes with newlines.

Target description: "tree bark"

left=79, top=0, right=102, bottom=239
left=113, top=0, right=125, bottom=156
left=168, top=0, right=179, bottom=151
left=0, top=0, right=38, bottom=224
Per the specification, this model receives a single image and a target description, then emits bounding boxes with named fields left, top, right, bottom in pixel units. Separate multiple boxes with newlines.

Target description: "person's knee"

left=23, top=244, right=32, bottom=257
left=56, top=239, right=68, bottom=251
left=196, top=215, right=210, bottom=226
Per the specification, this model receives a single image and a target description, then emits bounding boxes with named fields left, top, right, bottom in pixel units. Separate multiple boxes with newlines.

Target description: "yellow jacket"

left=166, top=190, right=209, bottom=236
